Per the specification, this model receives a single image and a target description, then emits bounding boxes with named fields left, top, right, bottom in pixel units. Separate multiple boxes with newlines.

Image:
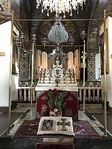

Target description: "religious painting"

left=101, top=29, right=109, bottom=75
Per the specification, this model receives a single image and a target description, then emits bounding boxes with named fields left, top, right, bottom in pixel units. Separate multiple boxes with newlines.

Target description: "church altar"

left=35, top=54, right=78, bottom=120
left=35, top=58, right=78, bottom=92
left=35, top=78, right=78, bottom=92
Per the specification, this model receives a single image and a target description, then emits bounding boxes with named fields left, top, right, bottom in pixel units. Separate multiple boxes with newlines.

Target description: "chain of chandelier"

left=36, top=0, right=86, bottom=18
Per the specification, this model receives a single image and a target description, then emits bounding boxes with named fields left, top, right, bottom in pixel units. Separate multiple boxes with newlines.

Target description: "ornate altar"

left=36, top=89, right=78, bottom=120
left=35, top=57, right=78, bottom=92
left=35, top=51, right=78, bottom=120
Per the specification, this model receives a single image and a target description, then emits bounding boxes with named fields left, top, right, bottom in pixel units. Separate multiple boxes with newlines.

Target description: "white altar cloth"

left=37, top=116, right=74, bottom=136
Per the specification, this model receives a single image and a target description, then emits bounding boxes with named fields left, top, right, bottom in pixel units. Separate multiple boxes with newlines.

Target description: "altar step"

left=79, top=102, right=109, bottom=113
left=11, top=100, right=36, bottom=110
left=79, top=103, right=103, bottom=113
left=11, top=102, right=36, bottom=113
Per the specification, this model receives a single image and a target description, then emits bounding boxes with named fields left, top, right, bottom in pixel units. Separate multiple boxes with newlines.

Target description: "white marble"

left=35, top=86, right=78, bottom=92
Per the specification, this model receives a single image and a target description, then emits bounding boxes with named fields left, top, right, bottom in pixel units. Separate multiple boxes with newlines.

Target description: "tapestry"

left=36, top=89, right=78, bottom=119
left=15, top=119, right=39, bottom=138
left=37, top=116, right=74, bottom=136
left=14, top=119, right=99, bottom=138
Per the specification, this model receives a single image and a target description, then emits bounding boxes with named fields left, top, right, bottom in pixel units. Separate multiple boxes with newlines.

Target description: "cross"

left=57, top=118, right=70, bottom=131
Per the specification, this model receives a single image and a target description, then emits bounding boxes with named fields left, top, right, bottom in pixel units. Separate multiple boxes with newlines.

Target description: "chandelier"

left=36, top=0, right=86, bottom=18
left=48, top=17, right=68, bottom=44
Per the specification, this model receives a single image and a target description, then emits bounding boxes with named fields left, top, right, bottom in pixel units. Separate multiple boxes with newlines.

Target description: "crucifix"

left=57, top=118, right=70, bottom=131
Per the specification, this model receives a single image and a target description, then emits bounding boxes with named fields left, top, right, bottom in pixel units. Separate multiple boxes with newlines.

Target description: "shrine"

left=35, top=52, right=78, bottom=92
left=0, top=1, right=112, bottom=149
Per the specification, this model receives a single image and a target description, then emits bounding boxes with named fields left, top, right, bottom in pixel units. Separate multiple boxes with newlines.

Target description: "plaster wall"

left=0, top=21, right=11, bottom=107
left=107, top=16, right=112, bottom=107
left=95, top=53, right=101, bottom=80
left=100, top=16, right=112, bottom=107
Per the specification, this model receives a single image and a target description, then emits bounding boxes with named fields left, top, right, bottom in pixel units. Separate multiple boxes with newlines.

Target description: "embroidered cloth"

left=37, top=116, right=74, bottom=136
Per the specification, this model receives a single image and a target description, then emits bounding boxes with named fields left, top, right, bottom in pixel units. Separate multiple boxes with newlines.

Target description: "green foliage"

left=47, top=90, right=64, bottom=111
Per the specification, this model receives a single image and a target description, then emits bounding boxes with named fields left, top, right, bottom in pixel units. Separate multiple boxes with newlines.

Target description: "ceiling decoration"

left=36, top=19, right=80, bottom=50
left=29, top=0, right=95, bottom=52
left=36, top=0, right=86, bottom=18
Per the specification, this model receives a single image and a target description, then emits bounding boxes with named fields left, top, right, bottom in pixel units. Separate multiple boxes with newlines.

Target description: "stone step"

left=79, top=103, right=103, bottom=113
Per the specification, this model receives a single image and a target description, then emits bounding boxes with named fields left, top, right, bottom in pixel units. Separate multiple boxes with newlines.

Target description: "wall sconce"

left=41, top=37, right=48, bottom=47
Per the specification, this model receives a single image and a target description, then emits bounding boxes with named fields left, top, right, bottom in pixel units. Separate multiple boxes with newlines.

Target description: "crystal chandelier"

left=36, top=0, right=86, bottom=18
left=48, top=17, right=68, bottom=44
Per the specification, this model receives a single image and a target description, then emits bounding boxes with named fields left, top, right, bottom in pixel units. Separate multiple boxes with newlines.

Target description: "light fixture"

left=41, top=37, right=48, bottom=47
left=68, top=35, right=74, bottom=45
left=80, top=30, right=86, bottom=41
left=36, top=0, right=86, bottom=18
left=48, top=16, right=68, bottom=44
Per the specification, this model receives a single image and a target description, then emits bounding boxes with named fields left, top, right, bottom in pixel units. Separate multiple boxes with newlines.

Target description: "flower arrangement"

left=47, top=89, right=64, bottom=116
left=49, top=108, right=62, bottom=116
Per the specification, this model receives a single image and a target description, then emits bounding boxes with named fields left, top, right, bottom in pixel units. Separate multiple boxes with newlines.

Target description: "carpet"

left=14, top=119, right=99, bottom=138
left=73, top=120, right=99, bottom=138
left=35, top=144, right=73, bottom=149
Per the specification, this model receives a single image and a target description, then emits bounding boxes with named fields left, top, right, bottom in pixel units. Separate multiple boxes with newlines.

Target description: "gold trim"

left=7, top=11, right=14, bottom=135
left=103, top=9, right=107, bottom=137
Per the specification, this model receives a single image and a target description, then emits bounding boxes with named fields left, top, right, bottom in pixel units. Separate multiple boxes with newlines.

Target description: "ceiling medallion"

left=36, top=0, right=86, bottom=18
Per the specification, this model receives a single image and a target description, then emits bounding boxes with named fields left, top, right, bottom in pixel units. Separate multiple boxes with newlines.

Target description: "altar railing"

left=17, top=86, right=102, bottom=103
left=78, top=86, right=102, bottom=103
left=17, top=87, right=36, bottom=102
